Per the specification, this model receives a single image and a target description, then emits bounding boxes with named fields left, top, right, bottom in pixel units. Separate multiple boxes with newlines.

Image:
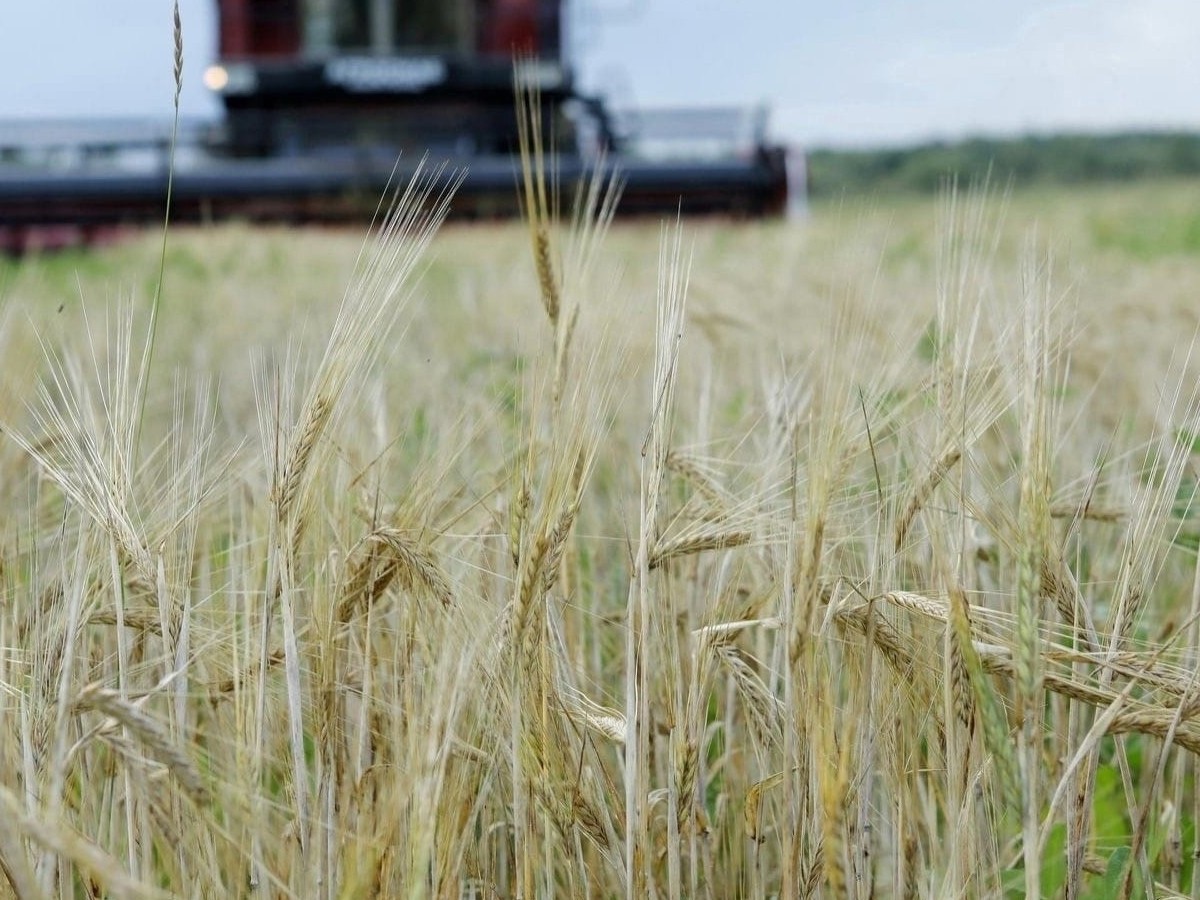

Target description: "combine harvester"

left=0, top=0, right=796, bottom=252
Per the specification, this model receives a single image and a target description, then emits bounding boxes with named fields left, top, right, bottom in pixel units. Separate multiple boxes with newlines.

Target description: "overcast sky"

left=1, top=1, right=1198, bottom=148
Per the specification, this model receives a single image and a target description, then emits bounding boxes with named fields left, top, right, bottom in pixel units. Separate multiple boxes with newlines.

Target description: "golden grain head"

left=3, top=177, right=1200, bottom=896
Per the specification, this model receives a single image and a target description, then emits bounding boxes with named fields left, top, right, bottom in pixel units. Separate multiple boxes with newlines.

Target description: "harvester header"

left=0, top=0, right=796, bottom=252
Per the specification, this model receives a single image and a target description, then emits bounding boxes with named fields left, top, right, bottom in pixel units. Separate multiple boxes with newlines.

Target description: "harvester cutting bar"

left=0, top=150, right=788, bottom=233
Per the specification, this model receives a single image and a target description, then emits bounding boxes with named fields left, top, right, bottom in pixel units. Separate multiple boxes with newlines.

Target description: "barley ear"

left=172, top=1, right=183, bottom=107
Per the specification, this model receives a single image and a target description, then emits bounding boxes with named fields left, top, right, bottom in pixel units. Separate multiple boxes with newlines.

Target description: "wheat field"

left=2, top=174, right=1200, bottom=898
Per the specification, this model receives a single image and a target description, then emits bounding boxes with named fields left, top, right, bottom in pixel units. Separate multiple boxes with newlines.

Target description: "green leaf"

left=1100, top=847, right=1130, bottom=900
left=916, top=317, right=940, bottom=362
left=1177, top=427, right=1200, bottom=456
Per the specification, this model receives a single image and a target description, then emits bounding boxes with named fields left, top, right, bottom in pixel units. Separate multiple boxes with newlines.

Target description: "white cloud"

left=855, top=0, right=1200, bottom=143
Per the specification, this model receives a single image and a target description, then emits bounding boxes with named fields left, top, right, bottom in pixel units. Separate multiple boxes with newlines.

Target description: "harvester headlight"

left=203, top=65, right=229, bottom=91
left=204, top=63, right=257, bottom=95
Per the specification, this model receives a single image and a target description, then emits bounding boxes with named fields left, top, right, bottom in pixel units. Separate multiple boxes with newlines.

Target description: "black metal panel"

left=213, top=55, right=572, bottom=157
left=0, top=152, right=788, bottom=230
left=218, top=57, right=569, bottom=103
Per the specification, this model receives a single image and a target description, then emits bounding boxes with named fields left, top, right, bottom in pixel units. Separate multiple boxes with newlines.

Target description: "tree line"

left=805, top=131, right=1200, bottom=197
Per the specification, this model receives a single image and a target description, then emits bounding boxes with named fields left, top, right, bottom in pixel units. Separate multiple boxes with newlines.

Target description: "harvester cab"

left=205, top=0, right=583, bottom=160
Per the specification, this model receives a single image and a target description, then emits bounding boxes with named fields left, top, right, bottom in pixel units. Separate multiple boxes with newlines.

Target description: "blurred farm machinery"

left=0, top=0, right=800, bottom=252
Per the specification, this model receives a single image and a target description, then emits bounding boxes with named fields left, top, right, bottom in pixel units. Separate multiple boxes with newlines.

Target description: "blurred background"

left=3, top=0, right=1199, bottom=146
left=4, top=0, right=1200, bottom=246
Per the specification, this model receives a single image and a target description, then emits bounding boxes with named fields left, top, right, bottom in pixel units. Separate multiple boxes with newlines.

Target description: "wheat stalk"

left=0, top=784, right=168, bottom=900
left=649, top=527, right=752, bottom=570
left=75, top=684, right=208, bottom=805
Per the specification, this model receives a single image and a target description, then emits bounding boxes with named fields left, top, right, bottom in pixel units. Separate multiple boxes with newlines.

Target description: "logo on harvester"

left=325, top=57, right=447, bottom=93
